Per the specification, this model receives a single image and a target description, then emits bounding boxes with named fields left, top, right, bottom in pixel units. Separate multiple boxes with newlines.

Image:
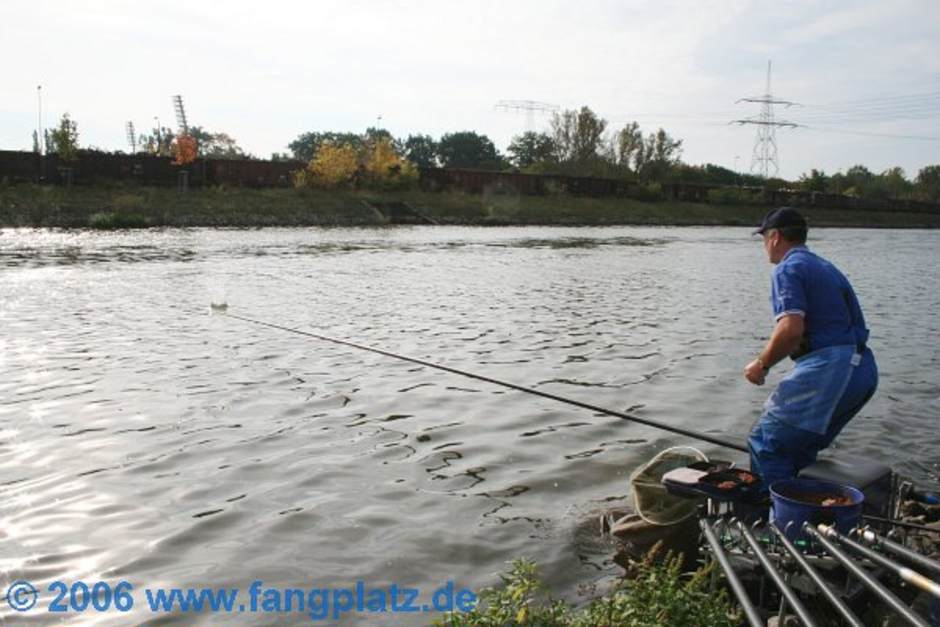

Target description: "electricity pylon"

left=495, top=100, right=559, bottom=134
left=125, top=121, right=137, bottom=153
left=731, top=61, right=799, bottom=178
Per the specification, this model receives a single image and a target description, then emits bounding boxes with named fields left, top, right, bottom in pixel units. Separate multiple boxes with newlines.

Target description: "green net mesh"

left=629, top=446, right=708, bottom=526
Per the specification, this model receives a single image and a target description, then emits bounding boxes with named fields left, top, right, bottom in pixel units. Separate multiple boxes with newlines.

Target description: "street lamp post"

left=154, top=116, right=161, bottom=155
left=36, top=84, right=45, bottom=182
left=37, top=85, right=43, bottom=154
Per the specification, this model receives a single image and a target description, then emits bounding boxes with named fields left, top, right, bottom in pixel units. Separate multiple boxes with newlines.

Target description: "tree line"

left=794, top=165, right=940, bottom=203
left=286, top=107, right=687, bottom=190
left=26, top=110, right=940, bottom=202
left=33, top=114, right=250, bottom=164
left=287, top=106, right=685, bottom=182
left=287, top=106, right=940, bottom=202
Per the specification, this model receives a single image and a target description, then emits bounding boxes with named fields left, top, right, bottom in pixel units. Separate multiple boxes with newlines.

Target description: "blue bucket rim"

left=770, top=478, right=864, bottom=509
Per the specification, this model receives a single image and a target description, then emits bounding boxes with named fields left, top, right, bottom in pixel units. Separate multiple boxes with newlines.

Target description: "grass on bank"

left=434, top=548, right=741, bottom=627
left=1, top=182, right=939, bottom=228
left=0, top=184, right=380, bottom=228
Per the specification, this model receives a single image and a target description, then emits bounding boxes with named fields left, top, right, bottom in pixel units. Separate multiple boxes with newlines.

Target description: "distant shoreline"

left=2, top=184, right=939, bottom=229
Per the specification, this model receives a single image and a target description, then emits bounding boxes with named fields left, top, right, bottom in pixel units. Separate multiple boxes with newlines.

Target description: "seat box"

left=798, top=455, right=893, bottom=517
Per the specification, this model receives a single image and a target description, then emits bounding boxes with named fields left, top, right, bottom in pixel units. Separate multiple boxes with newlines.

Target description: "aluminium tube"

left=768, top=524, right=864, bottom=627
left=700, top=519, right=764, bottom=627
left=803, top=523, right=930, bottom=627
left=736, top=522, right=817, bottom=627
left=863, top=515, right=940, bottom=535
left=854, top=527, right=940, bottom=578
left=817, top=524, right=940, bottom=599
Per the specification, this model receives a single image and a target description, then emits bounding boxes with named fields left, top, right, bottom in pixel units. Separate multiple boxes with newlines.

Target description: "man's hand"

left=744, top=359, right=766, bottom=385
left=745, top=315, right=802, bottom=386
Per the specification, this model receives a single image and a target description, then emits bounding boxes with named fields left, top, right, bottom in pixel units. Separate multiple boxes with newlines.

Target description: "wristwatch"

left=756, top=357, right=770, bottom=373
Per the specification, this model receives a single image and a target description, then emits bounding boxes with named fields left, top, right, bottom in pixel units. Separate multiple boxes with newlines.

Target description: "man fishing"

left=744, top=207, right=878, bottom=489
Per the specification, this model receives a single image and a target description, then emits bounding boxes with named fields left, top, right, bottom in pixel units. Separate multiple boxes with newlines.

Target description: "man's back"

left=771, top=246, right=869, bottom=355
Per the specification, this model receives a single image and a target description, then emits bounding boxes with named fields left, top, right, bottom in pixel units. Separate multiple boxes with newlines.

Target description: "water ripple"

left=1, top=226, right=937, bottom=623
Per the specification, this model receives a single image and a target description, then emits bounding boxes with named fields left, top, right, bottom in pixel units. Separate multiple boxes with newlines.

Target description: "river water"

left=1, top=226, right=938, bottom=624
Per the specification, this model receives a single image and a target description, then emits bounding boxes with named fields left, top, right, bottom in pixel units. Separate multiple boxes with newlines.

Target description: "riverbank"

left=2, top=184, right=939, bottom=228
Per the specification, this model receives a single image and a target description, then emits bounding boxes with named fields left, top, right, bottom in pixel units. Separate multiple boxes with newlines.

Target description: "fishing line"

left=222, top=311, right=748, bottom=452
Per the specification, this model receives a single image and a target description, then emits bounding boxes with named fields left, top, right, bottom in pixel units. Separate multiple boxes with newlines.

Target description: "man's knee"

left=826, top=363, right=878, bottom=446
left=748, top=419, right=786, bottom=483
left=747, top=420, right=763, bottom=450
left=824, top=388, right=875, bottom=448
left=748, top=418, right=823, bottom=487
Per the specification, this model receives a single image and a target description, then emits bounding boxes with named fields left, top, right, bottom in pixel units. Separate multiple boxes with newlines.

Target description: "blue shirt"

left=770, top=246, right=869, bottom=353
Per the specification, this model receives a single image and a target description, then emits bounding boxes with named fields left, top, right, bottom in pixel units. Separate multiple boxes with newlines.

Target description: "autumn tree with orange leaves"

left=173, top=134, right=198, bottom=165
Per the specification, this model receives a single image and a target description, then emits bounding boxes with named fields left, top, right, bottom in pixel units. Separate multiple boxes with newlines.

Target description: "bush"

left=363, top=137, right=419, bottom=190
left=574, top=548, right=740, bottom=627
left=624, top=182, right=663, bottom=202
left=87, top=211, right=148, bottom=229
left=294, top=137, right=419, bottom=191
left=707, top=187, right=757, bottom=206
left=111, top=193, right=145, bottom=211
left=435, top=546, right=741, bottom=627
left=306, top=142, right=359, bottom=189
left=291, top=169, right=311, bottom=189
left=435, top=559, right=571, bottom=626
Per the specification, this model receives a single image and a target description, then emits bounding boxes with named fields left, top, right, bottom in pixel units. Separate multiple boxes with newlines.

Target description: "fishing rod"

left=222, top=311, right=748, bottom=453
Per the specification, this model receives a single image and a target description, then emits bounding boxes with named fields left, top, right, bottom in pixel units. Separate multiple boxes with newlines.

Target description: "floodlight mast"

left=173, top=95, right=189, bottom=135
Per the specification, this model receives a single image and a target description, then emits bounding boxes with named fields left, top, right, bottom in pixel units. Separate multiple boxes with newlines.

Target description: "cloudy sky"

left=2, top=0, right=938, bottom=179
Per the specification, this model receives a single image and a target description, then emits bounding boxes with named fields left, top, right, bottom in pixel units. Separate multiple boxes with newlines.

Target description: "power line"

left=607, top=94, right=940, bottom=126
left=801, top=100, right=940, bottom=115
left=799, top=108, right=940, bottom=120
left=797, top=113, right=940, bottom=126
left=801, top=126, right=940, bottom=142
left=796, top=102, right=940, bottom=121
left=804, top=101, right=940, bottom=116
left=608, top=111, right=735, bottom=122
left=804, top=89, right=940, bottom=109
left=795, top=89, right=940, bottom=129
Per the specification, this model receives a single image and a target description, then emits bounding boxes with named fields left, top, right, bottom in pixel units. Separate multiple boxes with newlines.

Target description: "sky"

left=1, top=0, right=939, bottom=180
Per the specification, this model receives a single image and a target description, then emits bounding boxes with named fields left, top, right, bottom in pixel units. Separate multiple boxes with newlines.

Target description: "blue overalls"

left=748, top=247, right=878, bottom=489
